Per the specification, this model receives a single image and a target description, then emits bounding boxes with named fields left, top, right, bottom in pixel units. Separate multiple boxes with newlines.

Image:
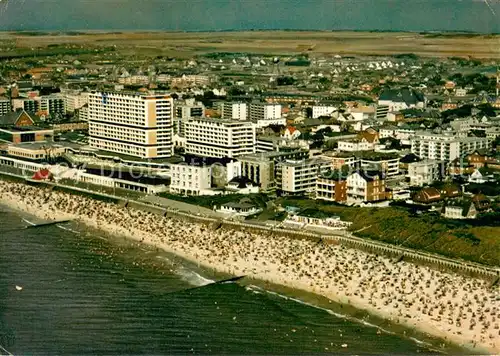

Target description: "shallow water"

left=0, top=209, right=468, bottom=355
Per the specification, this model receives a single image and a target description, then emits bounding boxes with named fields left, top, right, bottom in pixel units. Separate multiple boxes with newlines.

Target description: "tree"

left=305, top=107, right=313, bottom=118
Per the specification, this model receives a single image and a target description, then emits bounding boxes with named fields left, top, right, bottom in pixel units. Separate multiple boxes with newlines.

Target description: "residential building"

left=256, top=136, right=310, bottom=152
left=0, top=97, right=11, bottom=116
left=486, top=126, right=500, bottom=140
left=337, top=128, right=380, bottom=152
left=174, top=98, right=205, bottom=136
left=311, top=105, right=336, bottom=119
left=282, top=126, right=301, bottom=140
left=63, top=91, right=89, bottom=113
left=88, top=91, right=174, bottom=159
left=185, top=118, right=255, bottom=158
left=315, top=172, right=347, bottom=203
left=411, top=132, right=490, bottom=161
left=40, top=95, right=65, bottom=117
left=77, top=104, right=89, bottom=121
left=412, top=187, right=442, bottom=204
left=442, top=201, right=477, bottom=219
left=407, top=160, right=445, bottom=186
left=378, top=88, right=426, bottom=112
left=249, top=103, right=285, bottom=127
left=468, top=169, right=487, bottom=184
left=277, top=158, right=332, bottom=195
left=346, top=170, right=388, bottom=203
left=171, top=75, right=210, bottom=87
left=222, top=102, right=248, bottom=120
left=348, top=106, right=376, bottom=121
left=239, top=150, right=309, bottom=192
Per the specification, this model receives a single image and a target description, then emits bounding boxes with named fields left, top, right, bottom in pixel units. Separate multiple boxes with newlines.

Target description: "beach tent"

left=32, top=168, right=52, bottom=181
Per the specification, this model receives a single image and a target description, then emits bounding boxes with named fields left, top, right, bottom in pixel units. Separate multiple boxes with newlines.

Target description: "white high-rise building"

left=249, top=103, right=284, bottom=127
left=185, top=118, right=255, bottom=158
left=411, top=132, right=490, bottom=162
left=88, top=92, right=173, bottom=159
left=222, top=102, right=248, bottom=120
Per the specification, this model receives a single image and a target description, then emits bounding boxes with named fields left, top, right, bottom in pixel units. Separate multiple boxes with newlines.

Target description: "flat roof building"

left=185, top=118, right=255, bottom=158
left=88, top=91, right=174, bottom=159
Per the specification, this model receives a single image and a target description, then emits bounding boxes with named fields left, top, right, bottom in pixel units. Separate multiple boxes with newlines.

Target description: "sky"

left=0, top=0, right=499, bottom=33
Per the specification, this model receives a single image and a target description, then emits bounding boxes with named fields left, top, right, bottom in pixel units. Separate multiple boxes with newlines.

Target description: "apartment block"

left=222, top=102, right=248, bottom=120
left=311, top=105, right=336, bottom=119
left=411, top=133, right=490, bottom=161
left=346, top=170, right=388, bottom=203
left=40, top=95, right=65, bottom=116
left=88, top=91, right=174, bottom=159
left=239, top=150, right=309, bottom=192
left=185, top=118, right=255, bottom=158
left=277, top=159, right=332, bottom=195
left=249, top=102, right=285, bottom=128
left=315, top=173, right=347, bottom=203
left=63, top=91, right=89, bottom=113
left=174, top=98, right=205, bottom=136
left=407, top=160, right=445, bottom=186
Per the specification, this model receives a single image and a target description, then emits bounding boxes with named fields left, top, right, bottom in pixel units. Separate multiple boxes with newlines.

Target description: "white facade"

left=63, top=91, right=89, bottom=113
left=312, top=105, right=337, bottom=119
left=222, top=102, right=248, bottom=120
left=407, top=160, right=444, bottom=186
left=88, top=92, right=173, bottom=158
left=169, top=164, right=212, bottom=195
left=337, top=140, right=374, bottom=152
left=185, top=118, right=256, bottom=158
left=411, top=133, right=490, bottom=161
left=278, top=159, right=332, bottom=195
left=249, top=103, right=284, bottom=127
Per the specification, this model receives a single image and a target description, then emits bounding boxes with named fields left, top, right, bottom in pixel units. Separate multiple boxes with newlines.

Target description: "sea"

left=0, top=207, right=473, bottom=355
left=0, top=0, right=499, bottom=33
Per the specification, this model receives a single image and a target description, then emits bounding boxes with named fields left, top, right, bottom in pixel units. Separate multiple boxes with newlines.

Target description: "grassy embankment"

left=277, top=197, right=500, bottom=267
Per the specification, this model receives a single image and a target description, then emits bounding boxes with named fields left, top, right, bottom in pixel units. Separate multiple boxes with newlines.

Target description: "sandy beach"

left=0, top=180, right=498, bottom=354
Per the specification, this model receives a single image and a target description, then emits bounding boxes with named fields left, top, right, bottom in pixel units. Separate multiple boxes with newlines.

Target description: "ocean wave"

left=246, top=284, right=440, bottom=349
left=57, top=224, right=81, bottom=234
left=22, top=217, right=36, bottom=226
left=175, top=266, right=215, bottom=287
left=247, top=285, right=396, bottom=334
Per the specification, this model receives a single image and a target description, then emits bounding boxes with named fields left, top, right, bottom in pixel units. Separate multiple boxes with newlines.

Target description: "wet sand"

left=1, top=181, right=498, bottom=354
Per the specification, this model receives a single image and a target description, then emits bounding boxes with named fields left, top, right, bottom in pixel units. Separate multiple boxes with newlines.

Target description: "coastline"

left=0, top=180, right=498, bottom=354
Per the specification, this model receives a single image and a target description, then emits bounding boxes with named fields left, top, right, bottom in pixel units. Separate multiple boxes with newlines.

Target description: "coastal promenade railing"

left=2, top=171, right=499, bottom=282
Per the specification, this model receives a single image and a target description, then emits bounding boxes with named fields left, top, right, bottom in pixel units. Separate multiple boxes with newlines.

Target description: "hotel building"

left=88, top=92, right=174, bottom=159
left=411, top=133, right=490, bottom=162
left=185, top=118, right=255, bottom=158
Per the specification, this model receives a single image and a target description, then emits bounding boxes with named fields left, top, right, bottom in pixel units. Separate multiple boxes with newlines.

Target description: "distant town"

left=0, top=39, right=499, bottom=266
